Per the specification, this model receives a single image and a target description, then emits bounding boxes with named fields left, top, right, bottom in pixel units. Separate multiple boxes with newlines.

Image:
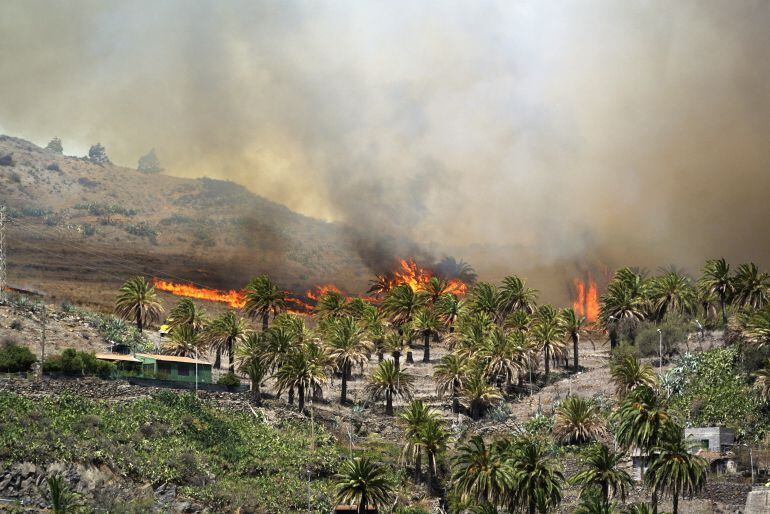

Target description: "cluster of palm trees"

left=334, top=355, right=707, bottom=514
left=599, top=260, right=770, bottom=347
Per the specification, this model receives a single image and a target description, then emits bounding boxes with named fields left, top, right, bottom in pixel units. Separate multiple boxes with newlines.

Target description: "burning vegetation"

left=572, top=274, right=600, bottom=323
left=152, top=258, right=468, bottom=313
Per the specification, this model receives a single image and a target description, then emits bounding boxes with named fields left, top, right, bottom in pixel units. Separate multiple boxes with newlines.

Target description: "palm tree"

left=399, top=400, right=440, bottom=483
left=434, top=352, right=472, bottom=414
left=360, top=304, right=387, bottom=361
left=114, top=276, right=163, bottom=333
left=162, top=324, right=202, bottom=357
left=645, top=430, right=707, bottom=514
left=610, top=355, right=657, bottom=397
left=419, top=418, right=449, bottom=492
left=326, top=316, right=374, bottom=405
left=562, top=308, right=585, bottom=372
left=505, top=310, right=531, bottom=333
left=612, top=385, right=673, bottom=505
left=479, top=327, right=524, bottom=388
left=469, top=282, right=503, bottom=324
left=733, top=262, right=770, bottom=310
left=553, top=395, right=606, bottom=445
left=529, top=305, right=566, bottom=383
left=437, top=292, right=463, bottom=333
left=367, top=273, right=394, bottom=297
left=335, top=457, right=394, bottom=514
left=649, top=271, right=696, bottom=321
left=699, top=258, right=734, bottom=325
left=203, top=310, right=249, bottom=372
left=499, top=275, right=538, bottom=316
left=274, top=342, right=329, bottom=412
left=462, top=366, right=503, bottom=420
left=382, top=284, right=428, bottom=327
left=315, top=289, right=350, bottom=321
left=236, top=332, right=267, bottom=405
left=508, top=437, right=564, bottom=514
left=383, top=330, right=405, bottom=372
left=367, top=359, right=415, bottom=415
left=435, top=256, right=478, bottom=285
left=570, top=444, right=633, bottom=507
left=753, top=360, right=770, bottom=399
left=599, top=268, right=649, bottom=347
left=411, top=308, right=442, bottom=363
left=450, top=436, right=511, bottom=507
left=733, top=305, right=770, bottom=349
left=243, top=274, right=287, bottom=330
left=167, top=298, right=207, bottom=333
left=424, top=276, right=451, bottom=304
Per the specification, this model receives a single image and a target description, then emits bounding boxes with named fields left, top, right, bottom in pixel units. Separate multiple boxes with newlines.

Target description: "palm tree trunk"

left=288, top=385, right=294, bottom=405
left=426, top=451, right=434, bottom=492
left=573, top=333, right=579, bottom=372
left=357, top=500, right=366, bottom=514
left=609, top=328, right=618, bottom=350
left=227, top=339, right=234, bottom=373
left=393, top=352, right=401, bottom=373
left=261, top=311, right=269, bottom=332
left=136, top=305, right=143, bottom=333
left=423, top=332, right=430, bottom=363
left=214, top=348, right=222, bottom=369
left=672, top=492, right=678, bottom=514
left=720, top=295, right=727, bottom=325
left=251, top=380, right=261, bottom=405
left=340, top=367, right=348, bottom=405
left=544, top=345, right=550, bottom=382
left=298, top=384, right=305, bottom=412
left=528, top=502, right=536, bottom=514
left=602, top=482, right=609, bottom=507
left=406, top=350, right=414, bottom=363
left=651, top=489, right=658, bottom=514
left=414, top=445, right=422, bottom=483
left=452, top=381, right=460, bottom=414
left=386, top=389, right=393, bottom=415
left=313, top=384, right=323, bottom=401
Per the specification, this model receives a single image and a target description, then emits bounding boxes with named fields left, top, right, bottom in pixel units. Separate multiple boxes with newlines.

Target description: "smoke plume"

left=1, top=0, right=769, bottom=282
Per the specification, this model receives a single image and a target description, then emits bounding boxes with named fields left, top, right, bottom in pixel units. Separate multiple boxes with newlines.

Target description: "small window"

left=177, top=364, right=190, bottom=376
left=699, top=439, right=710, bottom=450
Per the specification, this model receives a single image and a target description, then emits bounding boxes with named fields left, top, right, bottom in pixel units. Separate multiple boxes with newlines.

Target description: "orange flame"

left=152, top=278, right=245, bottom=309
left=306, top=284, right=343, bottom=301
left=572, top=273, right=599, bottom=322
left=391, top=259, right=467, bottom=295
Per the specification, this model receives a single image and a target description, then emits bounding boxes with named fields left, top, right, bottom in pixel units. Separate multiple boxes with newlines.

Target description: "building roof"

left=95, top=353, right=142, bottom=363
left=135, top=353, right=211, bottom=365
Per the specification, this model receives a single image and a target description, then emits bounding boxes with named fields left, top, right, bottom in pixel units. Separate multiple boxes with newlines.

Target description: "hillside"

left=0, top=135, right=374, bottom=308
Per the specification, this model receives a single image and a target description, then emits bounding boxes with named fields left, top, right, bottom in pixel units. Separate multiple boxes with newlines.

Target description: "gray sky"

left=1, top=0, right=769, bottom=273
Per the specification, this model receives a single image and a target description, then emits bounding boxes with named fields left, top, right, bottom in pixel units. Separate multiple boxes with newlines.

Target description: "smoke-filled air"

left=1, top=0, right=769, bottom=282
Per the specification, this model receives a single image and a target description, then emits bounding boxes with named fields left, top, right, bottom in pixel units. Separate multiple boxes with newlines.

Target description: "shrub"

left=635, top=319, right=688, bottom=359
left=45, top=138, right=63, bottom=154
left=217, top=373, right=241, bottom=387
left=46, top=162, right=61, bottom=172
left=137, top=148, right=163, bottom=173
left=0, top=154, right=14, bottom=166
left=78, top=177, right=99, bottom=188
left=9, top=319, right=22, bottom=330
left=0, top=341, right=37, bottom=372
left=88, top=143, right=110, bottom=165
left=9, top=171, right=21, bottom=183
left=610, top=342, right=639, bottom=366
left=82, top=223, right=96, bottom=236
left=44, top=348, right=115, bottom=378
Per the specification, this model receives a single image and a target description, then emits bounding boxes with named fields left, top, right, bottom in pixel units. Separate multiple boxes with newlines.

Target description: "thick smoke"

left=1, top=0, right=769, bottom=282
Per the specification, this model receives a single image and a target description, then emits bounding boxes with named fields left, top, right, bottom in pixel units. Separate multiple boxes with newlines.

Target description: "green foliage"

left=217, top=372, right=241, bottom=387
left=43, top=348, right=115, bottom=378
left=633, top=319, right=689, bottom=358
left=124, top=221, right=158, bottom=239
left=668, top=346, right=769, bottom=440
left=0, top=390, right=341, bottom=512
left=74, top=202, right=137, bottom=217
left=524, top=413, right=554, bottom=435
left=0, top=340, right=37, bottom=372
left=394, top=507, right=431, bottom=514
left=45, top=474, right=82, bottom=513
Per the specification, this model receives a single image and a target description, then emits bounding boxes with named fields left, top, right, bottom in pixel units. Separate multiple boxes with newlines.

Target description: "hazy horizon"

left=2, top=0, right=769, bottom=276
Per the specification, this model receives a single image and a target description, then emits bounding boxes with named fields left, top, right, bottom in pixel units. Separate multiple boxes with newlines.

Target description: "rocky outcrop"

left=0, top=461, right=202, bottom=513
left=744, top=488, right=770, bottom=514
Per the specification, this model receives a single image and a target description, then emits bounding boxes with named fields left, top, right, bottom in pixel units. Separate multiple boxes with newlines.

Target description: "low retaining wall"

left=126, top=376, right=249, bottom=393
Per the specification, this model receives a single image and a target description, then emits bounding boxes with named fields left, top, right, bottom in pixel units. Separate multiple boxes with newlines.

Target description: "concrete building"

left=685, top=426, right=736, bottom=453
